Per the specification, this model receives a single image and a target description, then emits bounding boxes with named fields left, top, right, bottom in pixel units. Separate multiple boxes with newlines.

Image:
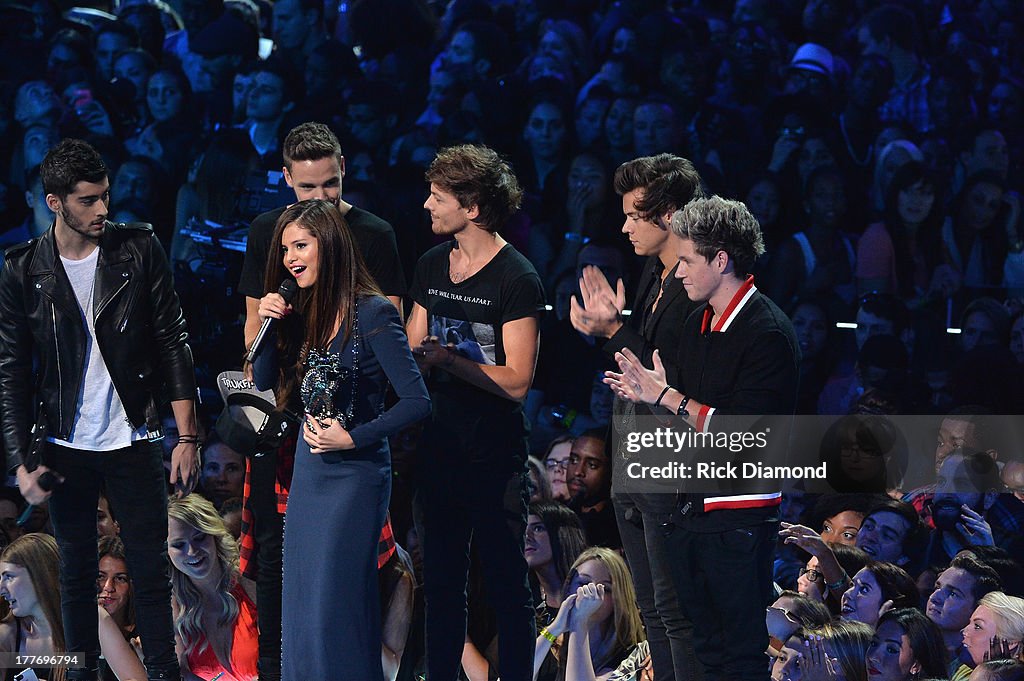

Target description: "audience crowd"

left=1, top=0, right=1024, bottom=679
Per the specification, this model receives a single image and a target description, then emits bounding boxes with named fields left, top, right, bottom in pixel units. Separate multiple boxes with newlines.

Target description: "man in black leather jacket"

left=0, top=138, right=199, bottom=681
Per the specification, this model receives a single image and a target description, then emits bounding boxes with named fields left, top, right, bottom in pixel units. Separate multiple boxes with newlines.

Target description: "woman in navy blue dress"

left=253, top=199, right=429, bottom=681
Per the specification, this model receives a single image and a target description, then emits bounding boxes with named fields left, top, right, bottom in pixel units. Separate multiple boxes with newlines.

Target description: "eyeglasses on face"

left=799, top=566, right=824, bottom=582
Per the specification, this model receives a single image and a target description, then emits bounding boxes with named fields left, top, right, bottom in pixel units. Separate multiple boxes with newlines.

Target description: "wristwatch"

left=676, top=395, right=690, bottom=418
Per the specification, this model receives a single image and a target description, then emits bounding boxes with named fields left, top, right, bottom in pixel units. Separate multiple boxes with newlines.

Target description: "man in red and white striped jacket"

left=607, top=195, right=799, bottom=681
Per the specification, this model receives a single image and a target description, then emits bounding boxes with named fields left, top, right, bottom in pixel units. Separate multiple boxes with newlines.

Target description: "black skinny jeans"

left=414, top=457, right=535, bottom=681
left=48, top=441, right=177, bottom=676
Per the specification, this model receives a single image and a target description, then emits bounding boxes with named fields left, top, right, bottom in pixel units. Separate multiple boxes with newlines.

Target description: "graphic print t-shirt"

left=409, top=242, right=545, bottom=453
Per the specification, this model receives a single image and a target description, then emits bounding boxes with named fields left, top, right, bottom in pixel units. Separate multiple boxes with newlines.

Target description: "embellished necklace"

left=301, top=300, right=360, bottom=431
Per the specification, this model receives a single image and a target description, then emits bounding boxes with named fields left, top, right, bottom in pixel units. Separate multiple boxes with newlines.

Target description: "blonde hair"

left=564, top=547, right=645, bottom=666
left=805, top=619, right=873, bottom=681
left=1, top=534, right=65, bottom=681
left=167, top=495, right=240, bottom=659
left=979, top=592, right=1024, bottom=646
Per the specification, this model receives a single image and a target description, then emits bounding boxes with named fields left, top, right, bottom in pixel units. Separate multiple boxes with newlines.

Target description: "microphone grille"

left=278, top=278, right=298, bottom=303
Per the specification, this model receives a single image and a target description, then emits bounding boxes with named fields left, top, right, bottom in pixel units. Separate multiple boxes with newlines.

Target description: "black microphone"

left=246, top=279, right=298, bottom=363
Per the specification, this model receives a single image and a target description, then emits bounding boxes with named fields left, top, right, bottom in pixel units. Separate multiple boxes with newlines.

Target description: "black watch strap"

left=676, top=395, right=690, bottom=417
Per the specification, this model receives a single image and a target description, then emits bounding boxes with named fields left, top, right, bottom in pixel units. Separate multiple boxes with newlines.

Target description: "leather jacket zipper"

left=95, top=276, right=130, bottom=323
left=52, top=303, right=62, bottom=429
left=119, top=283, right=136, bottom=332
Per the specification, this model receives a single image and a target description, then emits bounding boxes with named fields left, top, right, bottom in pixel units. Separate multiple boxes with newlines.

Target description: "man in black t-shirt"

left=407, top=144, right=544, bottom=681
left=236, top=122, right=405, bottom=681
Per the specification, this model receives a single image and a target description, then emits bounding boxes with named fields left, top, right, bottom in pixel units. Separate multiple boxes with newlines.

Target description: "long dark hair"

left=98, top=535, right=136, bottom=637
left=882, top=161, right=943, bottom=297
left=874, top=608, right=948, bottom=679
left=528, top=501, right=587, bottom=586
left=263, top=199, right=383, bottom=408
left=865, top=560, right=919, bottom=610
left=949, top=171, right=1008, bottom=288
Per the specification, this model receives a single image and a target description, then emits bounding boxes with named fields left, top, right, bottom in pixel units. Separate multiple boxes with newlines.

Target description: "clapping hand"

left=604, top=347, right=667, bottom=405
left=569, top=266, right=625, bottom=339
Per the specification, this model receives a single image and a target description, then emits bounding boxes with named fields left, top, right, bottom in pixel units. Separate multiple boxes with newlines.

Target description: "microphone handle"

left=246, top=317, right=274, bottom=364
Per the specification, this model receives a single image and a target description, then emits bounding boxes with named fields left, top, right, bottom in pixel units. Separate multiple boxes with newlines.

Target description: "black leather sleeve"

left=0, top=251, right=35, bottom=473
left=142, top=231, right=197, bottom=403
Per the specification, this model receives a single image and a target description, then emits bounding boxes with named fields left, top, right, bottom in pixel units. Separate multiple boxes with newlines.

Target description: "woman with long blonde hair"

left=167, top=494, right=257, bottom=681
left=532, top=546, right=645, bottom=681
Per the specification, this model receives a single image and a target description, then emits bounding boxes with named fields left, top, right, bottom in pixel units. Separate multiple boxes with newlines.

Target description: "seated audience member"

left=219, top=497, right=244, bottom=540
left=856, top=161, right=944, bottom=300
left=818, top=334, right=911, bottom=416
left=774, top=620, right=874, bottom=681
left=98, top=535, right=144, bottom=679
left=97, top=493, right=120, bottom=538
left=959, top=298, right=1012, bottom=355
left=970, top=547, right=1024, bottom=599
left=527, top=456, right=554, bottom=503
left=97, top=536, right=136, bottom=643
left=567, top=429, right=620, bottom=549
left=944, top=171, right=1011, bottom=293
left=766, top=590, right=832, bottom=654
left=542, top=435, right=573, bottom=502
left=924, top=450, right=1024, bottom=565
left=764, top=164, right=856, bottom=309
left=798, top=544, right=871, bottom=615
left=969, top=659, right=1024, bottom=681
left=199, top=435, right=246, bottom=510
left=927, top=551, right=1002, bottom=676
left=1002, top=461, right=1024, bottom=504
left=813, top=493, right=879, bottom=546
left=840, top=561, right=918, bottom=627
left=904, top=408, right=995, bottom=523
left=957, top=592, right=1024, bottom=680
left=526, top=502, right=589, bottom=625
left=782, top=499, right=927, bottom=597
left=532, top=547, right=645, bottom=681
left=867, top=608, right=949, bottom=681
left=0, top=491, right=25, bottom=544
left=0, top=534, right=146, bottom=681
left=821, top=413, right=908, bottom=494
left=790, top=297, right=841, bottom=414
left=167, top=495, right=258, bottom=681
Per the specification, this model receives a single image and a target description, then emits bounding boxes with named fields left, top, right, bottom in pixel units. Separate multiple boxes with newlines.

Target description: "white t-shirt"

left=49, top=247, right=146, bottom=450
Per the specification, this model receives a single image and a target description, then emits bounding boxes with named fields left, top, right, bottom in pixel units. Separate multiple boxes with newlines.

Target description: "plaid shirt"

left=239, top=436, right=396, bottom=578
left=878, top=67, right=930, bottom=133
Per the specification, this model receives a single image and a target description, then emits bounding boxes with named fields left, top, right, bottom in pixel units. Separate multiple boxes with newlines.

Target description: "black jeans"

left=47, top=441, right=177, bottom=676
left=665, top=519, right=778, bottom=681
left=414, top=458, right=535, bottom=681
left=613, top=491, right=702, bottom=681
left=248, top=445, right=284, bottom=680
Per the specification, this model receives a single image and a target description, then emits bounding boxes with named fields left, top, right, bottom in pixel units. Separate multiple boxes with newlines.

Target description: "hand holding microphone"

left=247, top=279, right=298, bottom=363
left=15, top=465, right=63, bottom=525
